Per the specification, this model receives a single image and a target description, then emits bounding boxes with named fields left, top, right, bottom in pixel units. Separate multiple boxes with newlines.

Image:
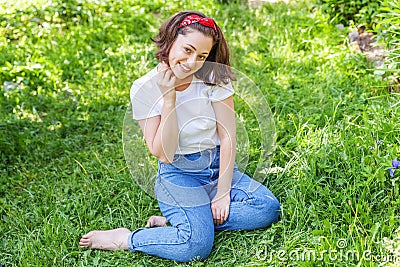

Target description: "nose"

left=187, top=54, right=197, bottom=67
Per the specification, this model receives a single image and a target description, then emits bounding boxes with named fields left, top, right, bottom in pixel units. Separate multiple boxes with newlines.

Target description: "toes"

left=145, top=217, right=154, bottom=228
left=145, top=216, right=167, bottom=228
left=79, top=234, right=93, bottom=248
left=81, top=231, right=95, bottom=239
left=79, top=240, right=91, bottom=248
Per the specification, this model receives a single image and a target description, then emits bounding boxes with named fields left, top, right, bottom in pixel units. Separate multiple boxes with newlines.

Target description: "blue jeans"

left=127, top=146, right=280, bottom=262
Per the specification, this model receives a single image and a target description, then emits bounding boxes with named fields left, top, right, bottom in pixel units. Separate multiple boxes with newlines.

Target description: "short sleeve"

left=130, top=79, right=162, bottom=120
left=208, top=81, right=235, bottom=102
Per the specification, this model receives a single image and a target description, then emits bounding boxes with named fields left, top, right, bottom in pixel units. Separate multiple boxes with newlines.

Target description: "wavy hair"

left=152, top=10, right=236, bottom=86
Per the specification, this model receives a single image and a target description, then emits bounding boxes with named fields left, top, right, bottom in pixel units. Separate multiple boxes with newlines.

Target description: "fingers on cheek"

left=168, top=70, right=175, bottom=81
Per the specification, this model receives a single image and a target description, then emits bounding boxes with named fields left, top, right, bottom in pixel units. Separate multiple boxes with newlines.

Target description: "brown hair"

left=152, top=10, right=236, bottom=86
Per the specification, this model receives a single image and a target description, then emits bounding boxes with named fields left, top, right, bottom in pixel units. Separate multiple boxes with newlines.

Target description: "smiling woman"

left=152, top=11, right=234, bottom=87
left=79, top=10, right=280, bottom=262
left=165, top=30, right=213, bottom=85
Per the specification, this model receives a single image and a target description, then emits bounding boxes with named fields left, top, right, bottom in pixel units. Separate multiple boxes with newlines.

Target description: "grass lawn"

left=1, top=0, right=399, bottom=266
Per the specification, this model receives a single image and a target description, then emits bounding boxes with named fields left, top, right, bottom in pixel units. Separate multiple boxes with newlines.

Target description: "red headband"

left=178, top=14, right=217, bottom=32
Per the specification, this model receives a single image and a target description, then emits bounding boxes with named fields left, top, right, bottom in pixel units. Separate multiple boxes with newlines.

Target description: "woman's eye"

left=184, top=48, right=191, bottom=53
left=199, top=56, right=206, bottom=60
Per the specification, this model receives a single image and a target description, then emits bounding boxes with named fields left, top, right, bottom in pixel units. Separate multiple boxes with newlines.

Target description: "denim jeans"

left=127, top=146, right=280, bottom=262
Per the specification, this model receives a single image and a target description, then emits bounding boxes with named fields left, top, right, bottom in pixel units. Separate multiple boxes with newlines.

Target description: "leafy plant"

left=377, top=0, right=400, bottom=89
left=318, top=0, right=381, bottom=28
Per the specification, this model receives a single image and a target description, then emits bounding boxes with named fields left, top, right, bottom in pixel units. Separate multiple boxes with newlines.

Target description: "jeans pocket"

left=230, top=187, right=254, bottom=203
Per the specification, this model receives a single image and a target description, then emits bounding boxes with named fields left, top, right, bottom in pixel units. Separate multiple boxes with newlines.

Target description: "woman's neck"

left=174, top=74, right=193, bottom=91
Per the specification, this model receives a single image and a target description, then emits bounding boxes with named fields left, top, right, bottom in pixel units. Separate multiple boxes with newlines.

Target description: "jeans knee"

left=271, top=198, right=280, bottom=221
left=179, top=233, right=214, bottom=262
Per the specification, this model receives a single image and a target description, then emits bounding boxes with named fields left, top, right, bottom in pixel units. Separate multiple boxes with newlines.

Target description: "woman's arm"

left=211, top=95, right=236, bottom=225
left=137, top=65, right=179, bottom=164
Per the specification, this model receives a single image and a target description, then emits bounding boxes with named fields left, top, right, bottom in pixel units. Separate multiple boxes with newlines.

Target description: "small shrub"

left=318, top=0, right=381, bottom=28
left=377, top=0, right=400, bottom=90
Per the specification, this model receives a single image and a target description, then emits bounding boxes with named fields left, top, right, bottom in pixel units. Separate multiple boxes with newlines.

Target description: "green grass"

left=1, top=0, right=400, bottom=266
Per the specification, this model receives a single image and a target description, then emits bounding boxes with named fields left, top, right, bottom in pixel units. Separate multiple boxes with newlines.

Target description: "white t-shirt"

left=130, top=65, right=234, bottom=155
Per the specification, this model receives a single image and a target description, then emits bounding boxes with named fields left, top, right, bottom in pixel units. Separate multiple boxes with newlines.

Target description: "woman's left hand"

left=211, top=192, right=231, bottom=226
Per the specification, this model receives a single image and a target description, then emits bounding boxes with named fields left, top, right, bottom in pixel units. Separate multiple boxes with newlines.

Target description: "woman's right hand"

left=157, top=62, right=176, bottom=98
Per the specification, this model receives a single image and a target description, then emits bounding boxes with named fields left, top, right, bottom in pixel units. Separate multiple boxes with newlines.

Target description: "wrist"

left=216, top=188, right=231, bottom=197
left=163, top=94, right=176, bottom=106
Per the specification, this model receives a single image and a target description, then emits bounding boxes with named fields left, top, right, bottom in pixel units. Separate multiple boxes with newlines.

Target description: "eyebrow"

left=186, top=43, right=209, bottom=55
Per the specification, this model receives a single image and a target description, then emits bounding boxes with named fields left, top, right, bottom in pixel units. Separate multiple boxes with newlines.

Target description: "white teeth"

left=179, top=63, right=191, bottom=72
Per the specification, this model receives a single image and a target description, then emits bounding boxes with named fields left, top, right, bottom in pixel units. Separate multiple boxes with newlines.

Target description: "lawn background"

left=1, top=0, right=399, bottom=266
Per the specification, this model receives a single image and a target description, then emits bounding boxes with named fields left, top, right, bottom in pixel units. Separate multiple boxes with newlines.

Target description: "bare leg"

left=145, top=216, right=167, bottom=228
left=79, top=228, right=131, bottom=250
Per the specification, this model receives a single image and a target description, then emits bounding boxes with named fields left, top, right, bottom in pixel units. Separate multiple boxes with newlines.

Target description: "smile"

left=178, top=63, right=192, bottom=73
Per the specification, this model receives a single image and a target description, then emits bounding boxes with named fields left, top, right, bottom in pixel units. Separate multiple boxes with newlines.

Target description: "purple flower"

left=393, top=158, right=400, bottom=168
left=388, top=158, right=400, bottom=177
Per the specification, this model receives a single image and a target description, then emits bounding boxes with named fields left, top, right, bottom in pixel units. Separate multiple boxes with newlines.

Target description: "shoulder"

left=130, top=66, right=159, bottom=96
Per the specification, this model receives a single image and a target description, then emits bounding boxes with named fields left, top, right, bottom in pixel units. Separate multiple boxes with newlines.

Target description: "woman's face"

left=168, top=29, right=214, bottom=80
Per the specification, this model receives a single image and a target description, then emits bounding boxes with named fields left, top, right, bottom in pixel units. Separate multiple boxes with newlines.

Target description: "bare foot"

left=79, top=228, right=131, bottom=250
left=145, top=216, right=167, bottom=228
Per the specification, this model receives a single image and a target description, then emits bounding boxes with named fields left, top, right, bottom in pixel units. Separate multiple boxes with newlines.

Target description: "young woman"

left=79, top=10, right=280, bottom=262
